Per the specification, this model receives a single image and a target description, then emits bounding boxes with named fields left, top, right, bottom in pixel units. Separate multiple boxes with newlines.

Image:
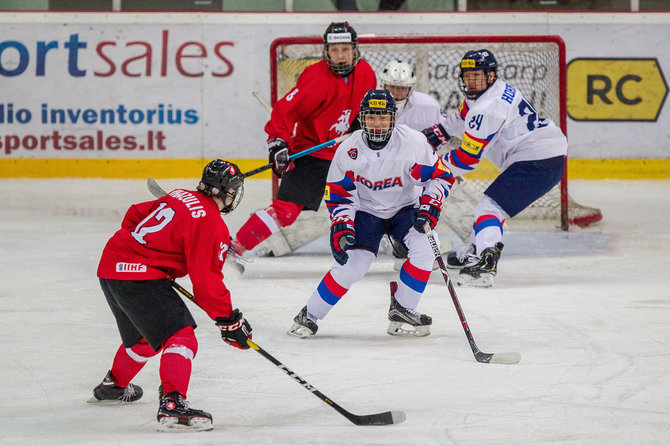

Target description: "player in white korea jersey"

left=288, top=89, right=455, bottom=338
left=422, top=49, right=567, bottom=287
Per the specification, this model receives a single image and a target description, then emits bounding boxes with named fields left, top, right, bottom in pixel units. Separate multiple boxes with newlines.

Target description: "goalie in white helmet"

left=378, top=59, right=454, bottom=133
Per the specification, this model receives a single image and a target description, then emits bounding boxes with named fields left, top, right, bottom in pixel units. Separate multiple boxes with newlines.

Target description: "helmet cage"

left=358, top=89, right=397, bottom=147
left=458, top=49, right=498, bottom=100
left=323, top=22, right=360, bottom=76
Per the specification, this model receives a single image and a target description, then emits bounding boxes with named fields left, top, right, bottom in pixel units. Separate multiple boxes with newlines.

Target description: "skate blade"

left=387, top=321, right=431, bottom=337
left=157, top=416, right=213, bottom=432
left=457, top=273, right=494, bottom=288
left=287, top=323, right=314, bottom=338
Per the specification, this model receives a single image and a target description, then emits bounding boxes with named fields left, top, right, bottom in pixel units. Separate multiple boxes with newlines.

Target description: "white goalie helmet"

left=378, top=60, right=416, bottom=113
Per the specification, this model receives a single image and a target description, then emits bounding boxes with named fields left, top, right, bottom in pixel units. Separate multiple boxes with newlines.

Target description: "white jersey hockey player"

left=288, top=89, right=454, bottom=338
left=422, top=49, right=567, bottom=287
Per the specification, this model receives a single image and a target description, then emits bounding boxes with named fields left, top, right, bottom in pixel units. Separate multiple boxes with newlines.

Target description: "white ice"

left=1, top=178, right=669, bottom=446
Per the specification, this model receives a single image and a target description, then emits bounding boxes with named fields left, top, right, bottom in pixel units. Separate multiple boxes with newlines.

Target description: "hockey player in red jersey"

left=90, top=159, right=252, bottom=432
left=229, top=22, right=377, bottom=268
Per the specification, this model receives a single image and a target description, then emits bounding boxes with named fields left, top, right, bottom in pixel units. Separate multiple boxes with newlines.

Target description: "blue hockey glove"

left=330, top=222, right=356, bottom=265
left=413, top=195, right=442, bottom=233
left=421, top=123, right=450, bottom=151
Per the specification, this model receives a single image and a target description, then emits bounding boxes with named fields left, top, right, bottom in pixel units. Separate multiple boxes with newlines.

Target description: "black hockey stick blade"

left=147, top=177, right=167, bottom=198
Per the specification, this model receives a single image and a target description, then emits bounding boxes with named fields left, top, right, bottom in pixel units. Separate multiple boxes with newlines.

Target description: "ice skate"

left=287, top=306, right=319, bottom=338
left=387, top=282, right=432, bottom=337
left=156, top=388, right=213, bottom=432
left=88, top=370, right=143, bottom=403
left=457, top=242, right=503, bottom=288
left=443, top=243, right=475, bottom=269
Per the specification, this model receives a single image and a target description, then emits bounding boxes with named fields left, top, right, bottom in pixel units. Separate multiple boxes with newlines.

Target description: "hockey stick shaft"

left=423, top=224, right=520, bottom=365
left=168, top=279, right=405, bottom=425
left=251, top=91, right=273, bottom=114
left=242, top=134, right=349, bottom=178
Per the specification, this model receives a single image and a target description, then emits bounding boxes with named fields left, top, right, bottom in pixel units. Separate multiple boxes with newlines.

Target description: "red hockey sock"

left=234, top=200, right=303, bottom=252
left=110, top=339, right=159, bottom=387
left=159, top=326, right=198, bottom=397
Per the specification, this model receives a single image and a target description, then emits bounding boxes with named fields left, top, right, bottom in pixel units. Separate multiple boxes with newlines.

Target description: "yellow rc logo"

left=567, top=58, right=667, bottom=121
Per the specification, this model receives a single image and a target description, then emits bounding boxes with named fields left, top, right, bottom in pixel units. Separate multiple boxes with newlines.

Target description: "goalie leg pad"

left=234, top=200, right=303, bottom=253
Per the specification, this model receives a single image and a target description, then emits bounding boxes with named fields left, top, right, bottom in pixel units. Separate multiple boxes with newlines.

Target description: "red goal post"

left=269, top=34, right=602, bottom=232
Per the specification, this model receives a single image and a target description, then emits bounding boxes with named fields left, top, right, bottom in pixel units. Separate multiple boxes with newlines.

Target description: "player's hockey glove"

left=330, top=222, right=356, bottom=265
left=268, top=138, right=293, bottom=177
left=421, top=123, right=450, bottom=151
left=215, top=309, right=252, bottom=350
left=413, top=195, right=442, bottom=233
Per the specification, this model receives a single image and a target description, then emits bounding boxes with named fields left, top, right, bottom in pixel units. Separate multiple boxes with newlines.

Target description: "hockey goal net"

left=269, top=35, right=602, bottom=234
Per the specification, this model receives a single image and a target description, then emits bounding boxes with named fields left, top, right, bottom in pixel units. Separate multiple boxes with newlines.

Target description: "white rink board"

left=0, top=12, right=668, bottom=162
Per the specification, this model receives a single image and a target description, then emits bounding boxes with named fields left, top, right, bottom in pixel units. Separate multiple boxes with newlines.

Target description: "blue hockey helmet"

left=459, top=49, right=498, bottom=100
left=198, top=159, right=244, bottom=214
left=358, top=89, right=397, bottom=149
left=323, top=21, right=360, bottom=76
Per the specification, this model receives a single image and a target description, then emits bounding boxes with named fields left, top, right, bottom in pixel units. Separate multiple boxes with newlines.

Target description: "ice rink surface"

left=1, top=178, right=669, bottom=446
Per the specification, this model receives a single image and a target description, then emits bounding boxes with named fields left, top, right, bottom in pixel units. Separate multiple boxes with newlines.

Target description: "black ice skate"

left=457, top=242, right=504, bottom=288
left=444, top=243, right=475, bottom=269
left=88, top=370, right=143, bottom=404
left=157, top=388, right=213, bottom=432
left=387, top=281, right=432, bottom=337
left=287, top=306, right=319, bottom=338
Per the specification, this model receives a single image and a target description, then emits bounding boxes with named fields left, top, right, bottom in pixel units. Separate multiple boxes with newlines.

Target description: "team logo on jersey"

left=116, top=263, right=147, bottom=273
left=329, top=109, right=352, bottom=136
left=348, top=148, right=358, bottom=159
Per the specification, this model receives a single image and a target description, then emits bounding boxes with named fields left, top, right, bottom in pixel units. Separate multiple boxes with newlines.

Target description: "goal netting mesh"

left=270, top=35, right=602, bottom=236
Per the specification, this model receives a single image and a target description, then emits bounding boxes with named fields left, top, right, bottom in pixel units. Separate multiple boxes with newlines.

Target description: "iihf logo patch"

left=348, top=148, right=358, bottom=160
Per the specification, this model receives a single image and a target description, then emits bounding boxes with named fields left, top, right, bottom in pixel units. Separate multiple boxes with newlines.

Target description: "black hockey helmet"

left=459, top=49, right=498, bottom=100
left=358, top=89, right=397, bottom=150
left=197, top=159, right=244, bottom=214
left=322, top=21, right=360, bottom=76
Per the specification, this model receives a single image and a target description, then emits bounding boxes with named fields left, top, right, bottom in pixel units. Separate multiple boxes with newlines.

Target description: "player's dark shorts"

left=99, top=278, right=197, bottom=351
left=276, top=155, right=331, bottom=211
left=351, top=206, right=416, bottom=255
left=485, top=155, right=565, bottom=218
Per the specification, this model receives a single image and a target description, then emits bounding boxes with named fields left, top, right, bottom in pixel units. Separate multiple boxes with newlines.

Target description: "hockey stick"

left=251, top=91, right=273, bottom=114
left=147, top=135, right=350, bottom=198
left=423, top=223, right=521, bottom=365
left=168, top=279, right=406, bottom=426
left=242, top=134, right=349, bottom=178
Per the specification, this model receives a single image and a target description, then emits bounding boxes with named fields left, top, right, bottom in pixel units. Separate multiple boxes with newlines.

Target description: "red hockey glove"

left=330, top=222, right=356, bottom=265
left=421, top=123, right=450, bottom=151
left=413, top=195, right=442, bottom=233
left=268, top=138, right=294, bottom=177
left=215, top=309, right=252, bottom=350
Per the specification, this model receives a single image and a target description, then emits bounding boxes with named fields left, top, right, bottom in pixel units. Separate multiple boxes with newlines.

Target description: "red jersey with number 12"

left=97, top=189, right=233, bottom=319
